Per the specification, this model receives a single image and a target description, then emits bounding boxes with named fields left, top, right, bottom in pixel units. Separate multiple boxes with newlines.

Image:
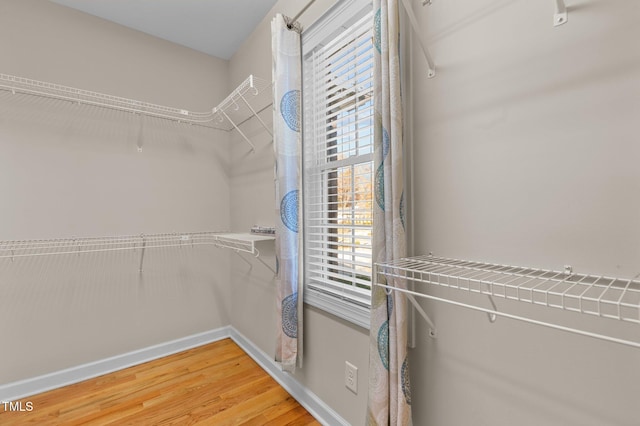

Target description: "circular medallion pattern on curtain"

left=377, top=320, right=390, bottom=370
left=401, top=356, right=412, bottom=405
left=282, top=292, right=298, bottom=338
left=280, top=89, right=301, bottom=132
left=375, top=163, right=385, bottom=211
left=280, top=189, right=299, bottom=233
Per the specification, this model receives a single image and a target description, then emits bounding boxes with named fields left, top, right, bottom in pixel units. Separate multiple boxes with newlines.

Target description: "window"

left=302, top=0, right=374, bottom=328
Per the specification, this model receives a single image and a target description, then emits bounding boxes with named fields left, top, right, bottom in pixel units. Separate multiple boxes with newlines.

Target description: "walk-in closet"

left=0, top=0, right=638, bottom=425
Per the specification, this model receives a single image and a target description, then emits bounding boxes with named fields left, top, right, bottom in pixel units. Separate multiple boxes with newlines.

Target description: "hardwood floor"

left=0, top=339, right=320, bottom=425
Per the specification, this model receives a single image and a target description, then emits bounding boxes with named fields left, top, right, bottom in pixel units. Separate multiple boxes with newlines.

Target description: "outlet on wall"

left=345, top=361, right=358, bottom=394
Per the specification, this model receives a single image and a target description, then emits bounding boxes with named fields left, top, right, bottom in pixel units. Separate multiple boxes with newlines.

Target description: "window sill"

left=304, top=288, right=371, bottom=330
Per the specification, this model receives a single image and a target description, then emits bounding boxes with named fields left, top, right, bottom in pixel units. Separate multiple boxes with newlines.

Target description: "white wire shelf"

left=0, top=73, right=272, bottom=150
left=376, top=255, right=640, bottom=348
left=212, top=76, right=273, bottom=132
left=213, top=232, right=276, bottom=257
left=0, top=232, right=274, bottom=260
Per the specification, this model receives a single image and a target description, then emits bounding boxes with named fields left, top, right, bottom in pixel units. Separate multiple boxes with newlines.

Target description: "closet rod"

left=378, top=282, right=640, bottom=349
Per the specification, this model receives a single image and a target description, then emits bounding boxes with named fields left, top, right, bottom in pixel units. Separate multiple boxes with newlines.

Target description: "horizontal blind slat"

left=308, top=269, right=373, bottom=288
left=303, top=6, right=374, bottom=312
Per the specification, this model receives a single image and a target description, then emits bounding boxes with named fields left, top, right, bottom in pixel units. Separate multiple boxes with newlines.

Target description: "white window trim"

left=302, top=0, right=374, bottom=329
left=302, top=0, right=373, bottom=57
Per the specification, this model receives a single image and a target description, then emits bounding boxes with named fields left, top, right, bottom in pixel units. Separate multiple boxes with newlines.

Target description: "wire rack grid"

left=211, top=75, right=273, bottom=132
left=0, top=73, right=272, bottom=134
left=0, top=232, right=275, bottom=260
left=376, top=255, right=640, bottom=324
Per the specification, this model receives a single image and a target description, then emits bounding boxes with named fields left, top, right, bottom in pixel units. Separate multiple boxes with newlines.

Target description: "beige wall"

left=2, top=0, right=638, bottom=425
left=230, top=0, right=640, bottom=425
left=0, top=0, right=232, bottom=383
left=228, top=1, right=371, bottom=425
left=408, top=0, right=640, bottom=425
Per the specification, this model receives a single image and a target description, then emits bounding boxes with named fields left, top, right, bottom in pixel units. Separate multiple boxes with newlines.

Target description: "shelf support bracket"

left=253, top=247, right=277, bottom=275
left=486, top=295, right=498, bottom=323
left=255, top=255, right=276, bottom=275
left=138, top=234, right=146, bottom=274
left=217, top=109, right=257, bottom=152
left=554, top=0, right=568, bottom=26
left=400, top=0, right=436, bottom=78
left=228, top=245, right=276, bottom=275
left=136, top=114, right=144, bottom=153
left=238, top=92, right=273, bottom=138
left=407, top=293, right=437, bottom=338
left=232, top=250, right=254, bottom=268
left=377, top=262, right=437, bottom=339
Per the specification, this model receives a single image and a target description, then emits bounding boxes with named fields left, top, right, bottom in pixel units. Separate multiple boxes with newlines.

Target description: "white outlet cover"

left=345, top=361, right=358, bottom=394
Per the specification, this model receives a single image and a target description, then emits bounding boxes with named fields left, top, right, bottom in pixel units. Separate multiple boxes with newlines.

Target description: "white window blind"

left=303, top=2, right=374, bottom=328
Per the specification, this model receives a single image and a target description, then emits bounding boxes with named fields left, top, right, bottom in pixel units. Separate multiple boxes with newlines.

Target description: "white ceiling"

left=50, top=0, right=279, bottom=60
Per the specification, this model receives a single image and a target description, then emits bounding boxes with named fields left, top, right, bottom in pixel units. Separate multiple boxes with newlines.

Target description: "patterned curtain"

left=367, top=0, right=412, bottom=424
left=271, top=13, right=303, bottom=372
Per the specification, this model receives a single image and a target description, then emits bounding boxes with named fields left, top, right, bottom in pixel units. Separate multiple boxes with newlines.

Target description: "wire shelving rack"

left=0, top=73, right=272, bottom=151
left=0, top=232, right=275, bottom=273
left=376, top=255, right=640, bottom=348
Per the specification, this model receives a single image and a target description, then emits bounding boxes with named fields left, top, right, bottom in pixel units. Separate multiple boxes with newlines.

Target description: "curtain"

left=367, top=0, right=412, bottom=424
left=271, top=13, right=303, bottom=372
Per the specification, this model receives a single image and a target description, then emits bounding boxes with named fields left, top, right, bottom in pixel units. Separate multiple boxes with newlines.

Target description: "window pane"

left=303, top=5, right=374, bottom=312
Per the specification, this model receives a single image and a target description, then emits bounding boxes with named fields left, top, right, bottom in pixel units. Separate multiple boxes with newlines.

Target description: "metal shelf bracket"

left=138, top=234, right=146, bottom=274
left=407, top=293, right=437, bottom=338
left=401, top=0, right=436, bottom=78
left=554, top=0, right=568, bottom=27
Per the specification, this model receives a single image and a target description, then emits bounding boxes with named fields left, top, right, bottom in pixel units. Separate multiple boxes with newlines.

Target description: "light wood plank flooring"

left=0, top=338, right=320, bottom=425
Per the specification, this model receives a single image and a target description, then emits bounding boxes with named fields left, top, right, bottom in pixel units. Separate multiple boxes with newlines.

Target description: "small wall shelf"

left=217, top=233, right=276, bottom=274
left=0, top=73, right=272, bottom=151
left=376, top=255, right=640, bottom=348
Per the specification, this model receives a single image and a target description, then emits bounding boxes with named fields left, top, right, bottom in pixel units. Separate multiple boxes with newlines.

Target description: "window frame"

left=302, top=0, right=374, bottom=329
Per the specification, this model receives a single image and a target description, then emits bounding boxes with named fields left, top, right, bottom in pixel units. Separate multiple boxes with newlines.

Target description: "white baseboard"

left=228, top=328, right=349, bottom=426
left=0, top=326, right=232, bottom=402
left=0, top=326, right=348, bottom=426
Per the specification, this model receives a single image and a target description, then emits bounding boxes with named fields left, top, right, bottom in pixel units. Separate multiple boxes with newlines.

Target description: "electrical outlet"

left=345, top=361, right=358, bottom=394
